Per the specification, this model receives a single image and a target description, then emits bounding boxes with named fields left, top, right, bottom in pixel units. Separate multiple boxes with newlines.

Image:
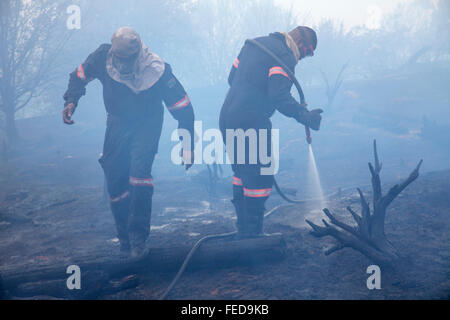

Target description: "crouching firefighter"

left=219, top=26, right=323, bottom=238
left=62, top=27, right=195, bottom=256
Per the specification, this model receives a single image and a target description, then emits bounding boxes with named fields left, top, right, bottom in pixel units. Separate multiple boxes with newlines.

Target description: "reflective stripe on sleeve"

left=268, top=66, right=290, bottom=79
left=233, top=58, right=239, bottom=68
left=167, top=94, right=190, bottom=111
left=76, top=64, right=86, bottom=80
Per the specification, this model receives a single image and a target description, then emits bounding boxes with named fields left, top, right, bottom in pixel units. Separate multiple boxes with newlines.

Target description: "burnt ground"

left=0, top=116, right=449, bottom=300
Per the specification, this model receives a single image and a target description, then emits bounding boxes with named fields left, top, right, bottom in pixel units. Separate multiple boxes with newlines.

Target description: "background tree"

left=0, top=0, right=70, bottom=144
left=186, top=0, right=304, bottom=86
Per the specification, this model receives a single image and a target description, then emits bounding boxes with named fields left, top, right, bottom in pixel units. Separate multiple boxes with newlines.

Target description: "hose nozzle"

left=305, top=126, right=312, bottom=144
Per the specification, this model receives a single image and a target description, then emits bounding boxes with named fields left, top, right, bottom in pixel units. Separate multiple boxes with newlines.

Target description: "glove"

left=178, top=127, right=196, bottom=170
left=180, top=149, right=194, bottom=171
left=62, top=102, right=76, bottom=125
left=296, top=107, right=323, bottom=131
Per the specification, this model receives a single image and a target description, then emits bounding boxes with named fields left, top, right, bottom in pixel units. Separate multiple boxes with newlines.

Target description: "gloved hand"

left=296, top=108, right=323, bottom=131
left=180, top=149, right=194, bottom=171
left=62, top=102, right=76, bottom=125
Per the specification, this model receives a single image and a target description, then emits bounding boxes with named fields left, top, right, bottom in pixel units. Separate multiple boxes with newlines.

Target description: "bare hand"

left=63, top=103, right=76, bottom=125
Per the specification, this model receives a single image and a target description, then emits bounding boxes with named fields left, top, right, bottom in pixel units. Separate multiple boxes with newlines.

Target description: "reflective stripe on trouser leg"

left=232, top=176, right=243, bottom=187
left=243, top=187, right=272, bottom=198
left=129, top=176, right=154, bottom=187
left=232, top=176, right=244, bottom=201
left=241, top=173, right=274, bottom=203
left=110, top=190, right=130, bottom=203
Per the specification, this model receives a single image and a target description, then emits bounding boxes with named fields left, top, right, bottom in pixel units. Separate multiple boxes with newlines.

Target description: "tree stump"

left=307, top=140, right=422, bottom=267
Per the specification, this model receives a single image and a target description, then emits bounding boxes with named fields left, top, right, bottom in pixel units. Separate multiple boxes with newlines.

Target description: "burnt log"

left=306, top=140, right=422, bottom=267
left=1, top=234, right=286, bottom=298
left=11, top=273, right=139, bottom=299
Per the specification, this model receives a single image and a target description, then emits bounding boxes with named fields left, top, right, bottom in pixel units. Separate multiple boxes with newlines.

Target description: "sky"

left=275, top=0, right=408, bottom=31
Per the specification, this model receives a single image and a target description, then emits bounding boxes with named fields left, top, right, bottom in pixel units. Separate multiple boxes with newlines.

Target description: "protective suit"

left=63, top=27, right=195, bottom=255
left=220, top=28, right=321, bottom=238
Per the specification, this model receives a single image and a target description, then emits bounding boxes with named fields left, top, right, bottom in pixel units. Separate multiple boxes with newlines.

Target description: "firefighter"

left=62, top=27, right=195, bottom=256
left=219, top=26, right=323, bottom=238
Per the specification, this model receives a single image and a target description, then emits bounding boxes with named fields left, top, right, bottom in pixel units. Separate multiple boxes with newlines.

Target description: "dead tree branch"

left=306, top=140, right=422, bottom=266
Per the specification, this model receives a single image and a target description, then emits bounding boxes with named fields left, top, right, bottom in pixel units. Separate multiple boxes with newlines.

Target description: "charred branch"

left=307, top=140, right=422, bottom=266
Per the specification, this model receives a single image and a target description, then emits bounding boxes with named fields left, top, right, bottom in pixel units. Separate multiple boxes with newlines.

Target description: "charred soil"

left=0, top=118, right=449, bottom=300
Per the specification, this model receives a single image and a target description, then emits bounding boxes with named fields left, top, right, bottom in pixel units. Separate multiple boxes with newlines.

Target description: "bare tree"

left=319, top=61, right=348, bottom=110
left=0, top=0, right=70, bottom=143
left=188, top=0, right=304, bottom=86
left=307, top=140, right=422, bottom=267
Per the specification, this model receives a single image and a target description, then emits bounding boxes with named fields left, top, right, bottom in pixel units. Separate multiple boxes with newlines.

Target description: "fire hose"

left=247, top=38, right=316, bottom=203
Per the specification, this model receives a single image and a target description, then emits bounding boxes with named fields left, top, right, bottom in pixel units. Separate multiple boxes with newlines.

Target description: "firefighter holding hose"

left=220, top=26, right=323, bottom=238
left=62, top=27, right=195, bottom=257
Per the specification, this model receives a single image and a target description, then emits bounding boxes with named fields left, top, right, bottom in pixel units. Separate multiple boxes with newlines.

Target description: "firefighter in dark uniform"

left=62, top=27, right=195, bottom=256
left=220, top=26, right=323, bottom=238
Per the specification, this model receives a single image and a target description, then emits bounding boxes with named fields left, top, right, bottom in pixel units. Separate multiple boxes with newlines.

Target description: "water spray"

left=307, top=143, right=327, bottom=212
left=304, top=121, right=326, bottom=215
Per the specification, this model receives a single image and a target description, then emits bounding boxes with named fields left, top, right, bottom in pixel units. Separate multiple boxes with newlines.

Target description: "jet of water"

left=307, top=144, right=327, bottom=214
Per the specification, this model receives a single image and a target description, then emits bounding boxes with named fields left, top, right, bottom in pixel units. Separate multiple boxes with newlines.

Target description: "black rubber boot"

left=129, top=186, right=153, bottom=258
left=130, top=227, right=149, bottom=258
left=231, top=201, right=264, bottom=239
left=110, top=194, right=131, bottom=254
left=243, top=205, right=264, bottom=238
left=231, top=198, right=246, bottom=236
left=246, top=205, right=281, bottom=238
